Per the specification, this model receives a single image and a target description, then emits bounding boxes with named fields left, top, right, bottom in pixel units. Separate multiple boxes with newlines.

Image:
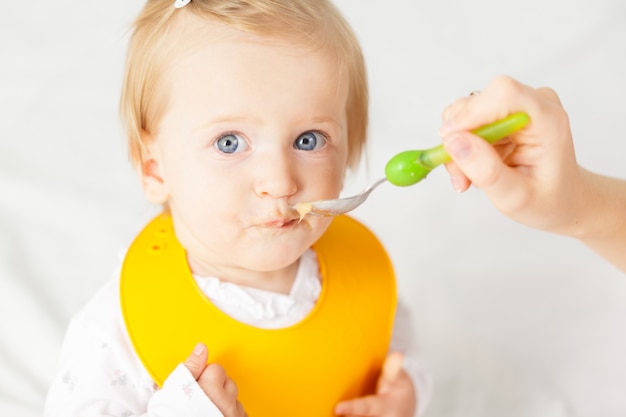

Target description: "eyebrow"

left=309, top=115, right=345, bottom=129
left=192, top=114, right=345, bottom=133
left=189, top=115, right=252, bottom=135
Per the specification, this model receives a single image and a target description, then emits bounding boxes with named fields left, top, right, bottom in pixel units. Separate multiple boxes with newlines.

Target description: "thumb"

left=378, top=352, right=404, bottom=394
left=184, top=342, right=208, bottom=380
left=442, top=131, right=524, bottom=197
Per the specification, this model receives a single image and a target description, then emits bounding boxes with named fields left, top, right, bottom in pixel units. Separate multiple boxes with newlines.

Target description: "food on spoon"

left=293, top=202, right=313, bottom=221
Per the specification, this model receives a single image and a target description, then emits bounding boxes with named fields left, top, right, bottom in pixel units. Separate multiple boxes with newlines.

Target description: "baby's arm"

left=439, top=76, right=626, bottom=272
left=44, top=316, right=225, bottom=417
left=44, top=279, right=243, bottom=417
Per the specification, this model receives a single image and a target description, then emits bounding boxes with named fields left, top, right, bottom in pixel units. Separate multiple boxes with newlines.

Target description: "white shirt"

left=44, top=249, right=432, bottom=417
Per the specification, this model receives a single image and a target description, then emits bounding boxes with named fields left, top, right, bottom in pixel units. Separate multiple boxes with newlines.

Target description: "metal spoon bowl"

left=292, top=178, right=387, bottom=218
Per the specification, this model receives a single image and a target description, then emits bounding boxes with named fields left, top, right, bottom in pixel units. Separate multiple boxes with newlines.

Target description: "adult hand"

left=439, top=75, right=583, bottom=235
left=439, top=76, right=626, bottom=271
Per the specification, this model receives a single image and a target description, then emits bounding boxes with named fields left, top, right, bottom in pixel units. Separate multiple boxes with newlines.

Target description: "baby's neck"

left=187, top=257, right=300, bottom=295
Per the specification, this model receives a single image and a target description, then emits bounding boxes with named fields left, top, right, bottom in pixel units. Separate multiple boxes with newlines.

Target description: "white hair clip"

left=174, top=0, right=191, bottom=8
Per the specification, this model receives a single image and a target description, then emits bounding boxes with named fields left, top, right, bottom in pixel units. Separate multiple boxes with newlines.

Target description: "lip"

left=257, top=217, right=299, bottom=229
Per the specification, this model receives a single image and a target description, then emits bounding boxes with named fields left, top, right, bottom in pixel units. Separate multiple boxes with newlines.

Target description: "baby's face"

left=142, top=22, right=349, bottom=282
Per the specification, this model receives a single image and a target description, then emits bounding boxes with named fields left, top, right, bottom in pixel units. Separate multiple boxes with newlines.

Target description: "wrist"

left=563, top=168, right=626, bottom=241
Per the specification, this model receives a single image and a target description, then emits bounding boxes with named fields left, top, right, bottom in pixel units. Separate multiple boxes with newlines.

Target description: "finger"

left=235, top=401, right=248, bottom=417
left=442, top=79, right=569, bottom=161
left=442, top=130, right=533, bottom=214
left=444, top=130, right=516, bottom=193
left=493, top=139, right=516, bottom=161
left=444, top=161, right=472, bottom=192
left=441, top=96, right=473, bottom=122
left=198, top=363, right=227, bottom=398
left=381, top=352, right=403, bottom=381
left=198, top=363, right=241, bottom=415
left=536, top=86, right=563, bottom=105
left=183, top=342, right=208, bottom=380
left=378, top=352, right=404, bottom=394
left=439, top=75, right=536, bottom=136
left=222, top=376, right=239, bottom=401
left=502, top=143, right=541, bottom=168
left=335, top=395, right=384, bottom=417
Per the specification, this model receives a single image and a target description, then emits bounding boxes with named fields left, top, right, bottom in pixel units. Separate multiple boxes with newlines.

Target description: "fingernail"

left=450, top=175, right=465, bottom=193
left=445, top=133, right=472, bottom=160
left=193, top=342, right=206, bottom=356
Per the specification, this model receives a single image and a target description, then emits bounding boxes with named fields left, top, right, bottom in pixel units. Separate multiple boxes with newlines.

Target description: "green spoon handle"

left=421, top=112, right=530, bottom=167
left=385, top=112, right=530, bottom=186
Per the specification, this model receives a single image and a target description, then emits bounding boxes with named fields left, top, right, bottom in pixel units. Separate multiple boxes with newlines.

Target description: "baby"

left=44, top=1, right=431, bottom=416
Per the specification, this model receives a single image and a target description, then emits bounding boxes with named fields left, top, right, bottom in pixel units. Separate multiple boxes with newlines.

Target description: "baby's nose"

left=253, top=152, right=298, bottom=198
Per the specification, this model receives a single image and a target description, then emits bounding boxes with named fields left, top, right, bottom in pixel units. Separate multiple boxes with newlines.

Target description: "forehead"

left=158, top=17, right=349, bottom=126
left=168, top=14, right=343, bottom=79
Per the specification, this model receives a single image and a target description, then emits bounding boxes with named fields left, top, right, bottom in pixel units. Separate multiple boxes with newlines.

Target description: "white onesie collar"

left=192, top=249, right=321, bottom=328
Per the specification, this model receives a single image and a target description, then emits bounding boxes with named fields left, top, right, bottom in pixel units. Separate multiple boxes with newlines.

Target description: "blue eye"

left=294, top=131, right=326, bottom=151
left=215, top=133, right=248, bottom=154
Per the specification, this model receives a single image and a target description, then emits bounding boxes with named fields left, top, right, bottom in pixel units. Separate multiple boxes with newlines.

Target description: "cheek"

left=165, top=158, right=248, bottom=214
left=312, top=163, right=345, bottom=197
left=331, top=152, right=349, bottom=189
left=159, top=151, right=205, bottom=203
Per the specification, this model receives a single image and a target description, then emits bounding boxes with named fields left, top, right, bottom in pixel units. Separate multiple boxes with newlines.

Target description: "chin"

left=244, top=248, right=305, bottom=272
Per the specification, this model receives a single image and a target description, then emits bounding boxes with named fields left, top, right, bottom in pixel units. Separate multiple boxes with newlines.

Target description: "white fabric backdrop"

left=1, top=1, right=625, bottom=416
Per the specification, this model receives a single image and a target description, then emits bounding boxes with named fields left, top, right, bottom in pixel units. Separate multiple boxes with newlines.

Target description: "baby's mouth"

left=258, top=218, right=298, bottom=229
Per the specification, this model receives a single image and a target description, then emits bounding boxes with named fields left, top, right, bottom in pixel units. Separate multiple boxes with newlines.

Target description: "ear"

left=138, top=130, right=169, bottom=204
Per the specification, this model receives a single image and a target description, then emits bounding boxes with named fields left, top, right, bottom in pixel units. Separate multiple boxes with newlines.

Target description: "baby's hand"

left=335, top=352, right=416, bottom=417
left=184, top=343, right=248, bottom=417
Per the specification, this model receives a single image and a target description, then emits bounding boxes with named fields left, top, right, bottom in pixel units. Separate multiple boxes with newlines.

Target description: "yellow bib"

left=121, top=214, right=396, bottom=417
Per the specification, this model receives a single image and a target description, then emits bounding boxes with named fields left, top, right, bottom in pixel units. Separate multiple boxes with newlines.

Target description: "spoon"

left=293, top=177, right=387, bottom=220
left=292, top=112, right=530, bottom=218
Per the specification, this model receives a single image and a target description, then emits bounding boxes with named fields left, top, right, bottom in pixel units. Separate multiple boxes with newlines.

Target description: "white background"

left=1, top=1, right=625, bottom=416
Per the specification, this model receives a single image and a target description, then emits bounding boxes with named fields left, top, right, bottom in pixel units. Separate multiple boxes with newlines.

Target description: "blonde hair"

left=120, top=0, right=368, bottom=170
